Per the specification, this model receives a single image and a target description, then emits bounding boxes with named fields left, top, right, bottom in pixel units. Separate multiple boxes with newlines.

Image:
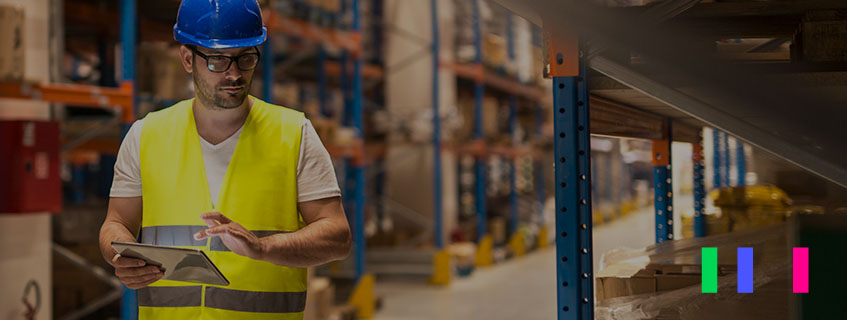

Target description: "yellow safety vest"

left=138, top=97, right=307, bottom=319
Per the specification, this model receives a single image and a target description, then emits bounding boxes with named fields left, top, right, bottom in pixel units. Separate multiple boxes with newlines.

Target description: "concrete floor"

left=372, top=200, right=675, bottom=320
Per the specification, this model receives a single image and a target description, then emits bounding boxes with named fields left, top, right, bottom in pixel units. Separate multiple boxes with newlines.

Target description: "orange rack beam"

left=263, top=10, right=361, bottom=55
left=0, top=80, right=135, bottom=123
left=441, top=62, right=546, bottom=101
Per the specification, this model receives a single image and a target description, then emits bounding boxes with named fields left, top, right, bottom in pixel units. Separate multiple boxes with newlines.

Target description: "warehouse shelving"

left=492, top=0, right=847, bottom=318
left=261, top=1, right=382, bottom=317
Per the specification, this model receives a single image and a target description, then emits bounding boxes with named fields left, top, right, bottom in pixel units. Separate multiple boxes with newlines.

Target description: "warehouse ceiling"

left=494, top=0, right=847, bottom=187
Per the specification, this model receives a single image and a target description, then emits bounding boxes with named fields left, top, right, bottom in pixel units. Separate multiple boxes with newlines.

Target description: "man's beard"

left=192, top=68, right=250, bottom=109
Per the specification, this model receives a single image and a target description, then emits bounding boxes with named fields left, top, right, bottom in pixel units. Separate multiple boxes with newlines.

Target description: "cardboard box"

left=596, top=263, right=735, bottom=301
left=596, top=268, right=702, bottom=301
left=483, top=34, right=507, bottom=69
left=303, top=277, right=335, bottom=320
left=801, top=12, right=847, bottom=62
left=312, top=117, right=338, bottom=146
left=0, top=5, right=25, bottom=80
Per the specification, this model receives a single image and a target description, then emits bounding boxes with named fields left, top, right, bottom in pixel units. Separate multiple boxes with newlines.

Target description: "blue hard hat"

left=174, top=0, right=267, bottom=49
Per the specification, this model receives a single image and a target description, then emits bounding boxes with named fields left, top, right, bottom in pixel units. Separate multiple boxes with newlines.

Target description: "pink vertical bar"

left=793, top=247, right=809, bottom=293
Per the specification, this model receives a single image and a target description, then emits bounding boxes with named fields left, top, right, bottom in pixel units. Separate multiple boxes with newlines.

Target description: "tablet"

left=111, top=241, right=229, bottom=286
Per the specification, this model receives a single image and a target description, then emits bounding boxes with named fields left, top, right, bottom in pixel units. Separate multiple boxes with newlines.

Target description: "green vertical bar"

left=702, top=247, right=718, bottom=293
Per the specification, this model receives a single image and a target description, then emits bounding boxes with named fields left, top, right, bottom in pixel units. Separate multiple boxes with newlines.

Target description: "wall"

left=0, top=0, right=53, bottom=319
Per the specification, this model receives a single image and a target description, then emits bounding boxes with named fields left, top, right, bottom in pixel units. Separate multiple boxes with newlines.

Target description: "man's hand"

left=194, top=212, right=265, bottom=260
left=110, top=250, right=164, bottom=289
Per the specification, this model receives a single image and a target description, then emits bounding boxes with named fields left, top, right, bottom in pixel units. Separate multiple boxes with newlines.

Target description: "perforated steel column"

left=553, top=58, right=593, bottom=320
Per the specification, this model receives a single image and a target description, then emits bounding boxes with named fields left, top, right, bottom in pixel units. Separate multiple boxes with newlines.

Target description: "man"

left=98, top=0, right=351, bottom=318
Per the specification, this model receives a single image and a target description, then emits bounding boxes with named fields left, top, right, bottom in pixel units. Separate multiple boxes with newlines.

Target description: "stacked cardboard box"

left=800, top=11, right=847, bottom=62
left=0, top=5, right=25, bottom=81
left=596, top=263, right=733, bottom=301
left=303, top=277, right=335, bottom=320
left=136, top=43, right=193, bottom=102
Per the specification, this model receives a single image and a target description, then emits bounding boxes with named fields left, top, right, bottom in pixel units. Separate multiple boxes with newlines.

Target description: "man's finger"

left=194, top=225, right=229, bottom=240
left=121, top=270, right=163, bottom=284
left=200, top=212, right=232, bottom=225
left=111, top=254, right=146, bottom=267
left=115, top=265, right=162, bottom=278
left=125, top=272, right=164, bottom=289
left=202, top=218, right=218, bottom=227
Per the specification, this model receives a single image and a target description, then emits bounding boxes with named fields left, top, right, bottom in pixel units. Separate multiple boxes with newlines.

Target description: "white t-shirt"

left=110, top=117, right=341, bottom=206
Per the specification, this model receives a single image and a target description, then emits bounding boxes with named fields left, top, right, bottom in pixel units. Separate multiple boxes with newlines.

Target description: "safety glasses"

left=190, top=47, right=261, bottom=73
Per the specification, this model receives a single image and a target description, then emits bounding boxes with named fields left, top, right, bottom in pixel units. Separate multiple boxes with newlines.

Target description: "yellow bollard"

left=537, top=224, right=549, bottom=249
left=429, top=249, right=451, bottom=285
left=475, top=235, right=494, bottom=267
left=508, top=231, right=525, bottom=257
left=348, top=273, right=375, bottom=319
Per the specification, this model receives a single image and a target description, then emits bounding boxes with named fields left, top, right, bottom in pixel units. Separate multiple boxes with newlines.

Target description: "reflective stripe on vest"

left=138, top=286, right=202, bottom=307
left=137, top=286, right=306, bottom=313
left=138, top=97, right=306, bottom=319
left=141, top=225, right=289, bottom=252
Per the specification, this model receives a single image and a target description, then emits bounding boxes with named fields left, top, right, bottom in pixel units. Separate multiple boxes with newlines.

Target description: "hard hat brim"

left=174, top=26, right=268, bottom=49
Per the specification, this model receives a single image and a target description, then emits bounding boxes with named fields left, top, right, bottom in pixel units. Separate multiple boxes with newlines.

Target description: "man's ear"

left=178, top=45, right=194, bottom=73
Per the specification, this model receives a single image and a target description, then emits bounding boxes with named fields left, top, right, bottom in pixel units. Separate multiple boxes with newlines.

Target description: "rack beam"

left=0, top=81, right=133, bottom=123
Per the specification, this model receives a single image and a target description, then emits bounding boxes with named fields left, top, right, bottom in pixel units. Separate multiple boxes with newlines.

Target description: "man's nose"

left=224, top=65, right=242, bottom=82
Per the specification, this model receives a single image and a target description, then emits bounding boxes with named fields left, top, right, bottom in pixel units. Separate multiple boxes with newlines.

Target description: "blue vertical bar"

left=553, top=56, right=593, bottom=320
left=654, top=166, right=669, bottom=243
left=263, top=38, right=273, bottom=103
left=431, top=0, right=443, bottom=249
left=738, top=247, right=753, bottom=293
left=351, top=0, right=366, bottom=281
left=506, top=11, right=517, bottom=236
left=340, top=50, right=354, bottom=230
left=341, top=52, right=352, bottom=126
left=736, top=140, right=746, bottom=186
left=721, top=131, right=730, bottom=187
left=509, top=95, right=518, bottom=236
left=712, top=129, right=722, bottom=189
left=71, top=165, right=86, bottom=203
left=667, top=122, right=673, bottom=242
left=653, top=122, right=673, bottom=244
left=535, top=104, right=545, bottom=224
left=317, top=46, right=328, bottom=116
left=120, top=0, right=138, bottom=318
left=693, top=141, right=706, bottom=238
left=472, top=0, right=486, bottom=242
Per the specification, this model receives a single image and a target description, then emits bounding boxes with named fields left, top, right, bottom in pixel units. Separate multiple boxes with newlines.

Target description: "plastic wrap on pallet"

left=601, top=223, right=787, bottom=267
left=596, top=223, right=792, bottom=320
left=596, top=261, right=789, bottom=320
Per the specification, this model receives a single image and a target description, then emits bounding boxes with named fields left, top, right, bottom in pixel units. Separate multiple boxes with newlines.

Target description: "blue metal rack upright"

left=652, top=122, right=673, bottom=243
left=506, top=11, right=519, bottom=238
left=431, top=0, right=444, bottom=250
left=550, top=35, right=594, bottom=320
left=263, top=37, right=273, bottom=102
left=471, top=0, right=491, bottom=263
left=736, top=139, right=746, bottom=186
left=721, top=130, right=730, bottom=187
left=350, top=0, right=366, bottom=283
left=119, top=0, right=138, bottom=318
left=508, top=96, right=519, bottom=237
left=120, top=0, right=136, bottom=138
left=713, top=129, right=722, bottom=189
left=693, top=138, right=706, bottom=238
